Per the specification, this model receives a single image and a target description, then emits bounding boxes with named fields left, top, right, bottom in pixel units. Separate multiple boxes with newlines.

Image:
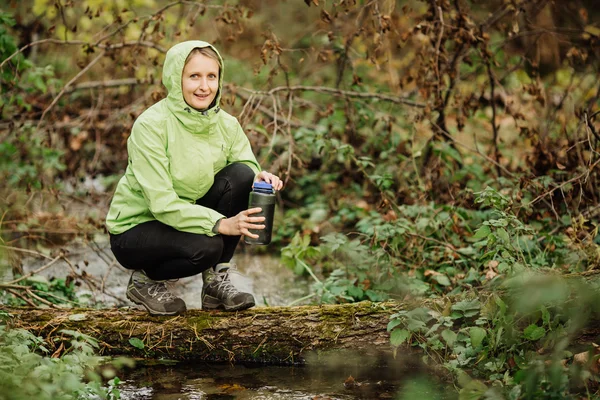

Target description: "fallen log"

left=7, top=291, right=600, bottom=368
left=4, top=301, right=404, bottom=365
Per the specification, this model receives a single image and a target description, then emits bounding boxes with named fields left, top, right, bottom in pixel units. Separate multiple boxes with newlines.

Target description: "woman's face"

left=181, top=53, right=219, bottom=111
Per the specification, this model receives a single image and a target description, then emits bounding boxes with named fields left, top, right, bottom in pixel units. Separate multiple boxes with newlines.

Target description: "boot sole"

left=127, top=292, right=186, bottom=316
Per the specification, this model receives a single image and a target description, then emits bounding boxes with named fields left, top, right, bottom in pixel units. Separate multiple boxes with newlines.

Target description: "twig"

left=483, top=48, right=501, bottom=176
left=285, top=88, right=295, bottom=184
left=5, top=255, right=62, bottom=285
left=230, top=86, right=310, bottom=129
left=25, top=288, right=60, bottom=308
left=0, top=245, right=54, bottom=260
left=37, top=50, right=106, bottom=128
left=6, top=288, right=37, bottom=307
left=584, top=112, right=600, bottom=144
left=94, top=1, right=225, bottom=46
left=265, top=94, right=279, bottom=160
left=525, top=158, right=600, bottom=208
left=64, top=78, right=140, bottom=93
left=31, top=290, right=79, bottom=306
left=100, top=260, right=117, bottom=293
left=62, top=256, right=127, bottom=304
left=430, top=120, right=514, bottom=176
left=0, top=283, right=32, bottom=290
left=480, top=2, right=512, bottom=30
left=0, top=40, right=165, bottom=71
left=433, top=4, right=445, bottom=91
left=238, top=85, right=425, bottom=108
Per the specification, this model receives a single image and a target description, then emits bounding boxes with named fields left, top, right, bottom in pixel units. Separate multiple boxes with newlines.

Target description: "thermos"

left=244, top=181, right=276, bottom=245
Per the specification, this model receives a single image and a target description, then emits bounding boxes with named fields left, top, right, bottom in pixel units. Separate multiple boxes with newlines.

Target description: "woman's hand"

left=255, top=171, right=283, bottom=191
left=218, top=208, right=265, bottom=238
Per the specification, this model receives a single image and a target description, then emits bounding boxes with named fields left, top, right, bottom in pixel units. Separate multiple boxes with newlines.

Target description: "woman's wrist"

left=212, top=217, right=225, bottom=234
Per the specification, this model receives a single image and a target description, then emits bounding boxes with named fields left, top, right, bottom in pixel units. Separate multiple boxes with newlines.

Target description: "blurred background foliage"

left=1, top=0, right=600, bottom=398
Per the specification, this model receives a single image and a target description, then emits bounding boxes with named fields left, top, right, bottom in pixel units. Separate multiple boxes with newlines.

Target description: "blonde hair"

left=184, top=47, right=222, bottom=73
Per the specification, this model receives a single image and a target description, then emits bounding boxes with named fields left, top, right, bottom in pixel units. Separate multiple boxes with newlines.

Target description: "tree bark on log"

left=4, top=302, right=405, bottom=365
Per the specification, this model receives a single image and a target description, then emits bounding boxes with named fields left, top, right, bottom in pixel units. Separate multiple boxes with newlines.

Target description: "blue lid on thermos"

left=252, top=181, right=274, bottom=193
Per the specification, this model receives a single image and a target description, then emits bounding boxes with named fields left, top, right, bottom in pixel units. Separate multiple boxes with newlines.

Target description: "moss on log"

left=4, top=301, right=406, bottom=365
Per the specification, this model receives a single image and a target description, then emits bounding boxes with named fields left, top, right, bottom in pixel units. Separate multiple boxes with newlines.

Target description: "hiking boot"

left=201, top=263, right=255, bottom=311
left=126, top=270, right=186, bottom=316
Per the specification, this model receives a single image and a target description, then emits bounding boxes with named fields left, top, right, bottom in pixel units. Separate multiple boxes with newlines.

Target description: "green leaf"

left=541, top=305, right=550, bottom=326
left=523, top=324, right=545, bottom=341
left=390, top=329, right=410, bottom=347
left=452, top=299, right=481, bottom=314
left=434, top=274, right=451, bottom=286
left=472, top=225, right=491, bottom=240
left=441, top=329, right=457, bottom=347
left=129, top=337, right=145, bottom=350
left=469, top=327, right=487, bottom=348
left=346, top=285, right=364, bottom=299
left=459, top=380, right=488, bottom=400
left=387, top=318, right=403, bottom=332
left=497, top=228, right=510, bottom=243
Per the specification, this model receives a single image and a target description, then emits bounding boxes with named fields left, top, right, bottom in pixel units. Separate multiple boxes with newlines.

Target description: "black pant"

left=109, top=163, right=255, bottom=280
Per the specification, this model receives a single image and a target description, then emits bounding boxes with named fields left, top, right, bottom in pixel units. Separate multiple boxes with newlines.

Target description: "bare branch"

left=37, top=50, right=106, bottom=127
left=0, top=245, right=55, bottom=260
left=0, top=40, right=165, bottom=71
left=525, top=158, right=600, bottom=208
left=239, top=85, right=425, bottom=108
left=5, top=255, right=62, bottom=285
left=64, top=78, right=140, bottom=93
left=430, top=120, right=514, bottom=177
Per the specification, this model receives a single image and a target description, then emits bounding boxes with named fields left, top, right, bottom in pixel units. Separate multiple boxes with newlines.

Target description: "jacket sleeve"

left=128, top=120, right=225, bottom=236
left=227, top=121, right=261, bottom=175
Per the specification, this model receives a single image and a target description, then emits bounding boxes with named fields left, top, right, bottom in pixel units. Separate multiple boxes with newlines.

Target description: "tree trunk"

left=5, top=301, right=404, bottom=365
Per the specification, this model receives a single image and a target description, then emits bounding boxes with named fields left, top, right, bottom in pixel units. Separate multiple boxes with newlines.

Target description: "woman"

left=106, top=40, right=283, bottom=316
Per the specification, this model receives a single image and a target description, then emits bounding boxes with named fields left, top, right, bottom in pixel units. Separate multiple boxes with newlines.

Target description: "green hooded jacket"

left=106, top=41, right=261, bottom=236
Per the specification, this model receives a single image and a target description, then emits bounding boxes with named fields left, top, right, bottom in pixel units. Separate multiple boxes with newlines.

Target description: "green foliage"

left=128, top=337, right=144, bottom=350
left=0, top=12, right=59, bottom=119
left=0, top=12, right=30, bottom=90
left=386, top=274, right=600, bottom=399
left=0, top=325, right=122, bottom=399
left=0, top=123, right=66, bottom=189
left=1, top=274, right=82, bottom=307
left=282, top=185, right=592, bottom=301
left=282, top=185, right=600, bottom=397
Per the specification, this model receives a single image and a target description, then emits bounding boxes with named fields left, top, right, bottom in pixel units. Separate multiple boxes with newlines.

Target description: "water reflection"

left=118, top=361, right=450, bottom=400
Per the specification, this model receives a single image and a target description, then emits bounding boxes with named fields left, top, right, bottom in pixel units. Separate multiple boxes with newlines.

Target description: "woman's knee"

left=221, top=163, right=255, bottom=190
left=187, top=236, right=224, bottom=271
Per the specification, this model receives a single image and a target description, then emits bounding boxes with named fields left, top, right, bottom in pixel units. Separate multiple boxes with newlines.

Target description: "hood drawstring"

left=183, top=106, right=219, bottom=117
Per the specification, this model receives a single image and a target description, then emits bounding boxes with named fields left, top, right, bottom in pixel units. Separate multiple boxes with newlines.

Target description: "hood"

left=162, top=40, right=224, bottom=128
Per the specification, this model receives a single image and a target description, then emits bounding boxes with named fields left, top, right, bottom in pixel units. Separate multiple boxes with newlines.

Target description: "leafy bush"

left=387, top=273, right=600, bottom=399
left=0, top=320, right=122, bottom=400
left=281, top=186, right=592, bottom=301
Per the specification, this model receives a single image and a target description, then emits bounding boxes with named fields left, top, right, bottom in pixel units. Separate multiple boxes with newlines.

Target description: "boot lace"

left=213, top=271, right=240, bottom=296
left=147, top=281, right=176, bottom=302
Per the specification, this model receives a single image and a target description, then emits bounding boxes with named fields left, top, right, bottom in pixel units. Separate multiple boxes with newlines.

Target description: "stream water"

left=115, top=361, right=453, bottom=400
left=9, top=236, right=454, bottom=399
